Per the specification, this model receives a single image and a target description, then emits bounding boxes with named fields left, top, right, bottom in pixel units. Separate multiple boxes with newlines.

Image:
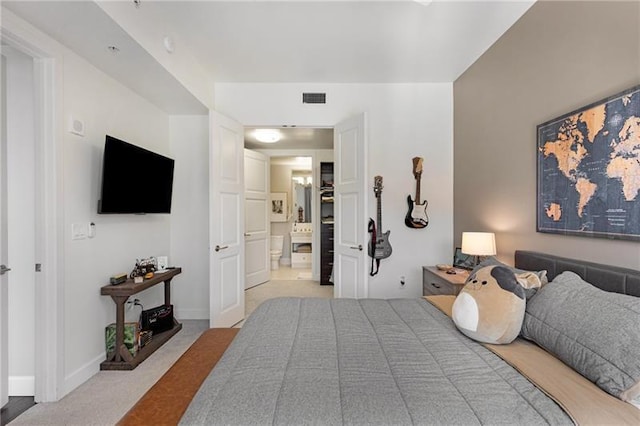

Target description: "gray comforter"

left=181, top=298, right=572, bottom=425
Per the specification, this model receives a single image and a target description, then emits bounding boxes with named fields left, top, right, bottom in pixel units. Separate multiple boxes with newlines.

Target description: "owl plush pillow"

left=452, top=265, right=541, bottom=344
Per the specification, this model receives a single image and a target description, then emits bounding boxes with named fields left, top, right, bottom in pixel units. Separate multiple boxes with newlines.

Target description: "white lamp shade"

left=461, top=232, right=496, bottom=256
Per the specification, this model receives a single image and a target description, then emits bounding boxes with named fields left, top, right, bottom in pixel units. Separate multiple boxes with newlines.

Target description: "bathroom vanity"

left=290, top=224, right=312, bottom=268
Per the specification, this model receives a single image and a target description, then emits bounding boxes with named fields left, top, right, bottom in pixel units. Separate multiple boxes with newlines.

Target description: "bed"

left=120, top=251, right=640, bottom=425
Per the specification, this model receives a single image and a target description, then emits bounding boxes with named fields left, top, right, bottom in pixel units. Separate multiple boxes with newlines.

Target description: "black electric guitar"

left=405, top=157, right=429, bottom=229
left=369, top=176, right=392, bottom=259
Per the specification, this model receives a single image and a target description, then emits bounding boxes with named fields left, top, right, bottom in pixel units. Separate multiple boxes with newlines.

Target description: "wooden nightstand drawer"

left=422, top=266, right=468, bottom=296
left=423, top=279, right=456, bottom=296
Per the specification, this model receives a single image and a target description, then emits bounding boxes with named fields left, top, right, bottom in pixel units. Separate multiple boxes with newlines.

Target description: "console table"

left=100, top=268, right=182, bottom=370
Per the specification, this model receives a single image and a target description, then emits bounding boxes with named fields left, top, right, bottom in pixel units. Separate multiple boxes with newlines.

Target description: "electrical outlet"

left=400, top=275, right=406, bottom=288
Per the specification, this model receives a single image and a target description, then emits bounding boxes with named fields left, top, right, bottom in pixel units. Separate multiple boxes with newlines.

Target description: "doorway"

left=242, top=128, right=334, bottom=318
left=270, top=155, right=313, bottom=276
left=1, top=23, right=62, bottom=406
left=1, top=44, right=37, bottom=404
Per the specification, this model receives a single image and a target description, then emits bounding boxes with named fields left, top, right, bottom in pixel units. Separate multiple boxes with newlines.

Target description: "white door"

left=244, top=149, right=269, bottom=289
left=1, top=53, right=9, bottom=408
left=209, top=111, right=245, bottom=327
left=334, top=113, right=368, bottom=298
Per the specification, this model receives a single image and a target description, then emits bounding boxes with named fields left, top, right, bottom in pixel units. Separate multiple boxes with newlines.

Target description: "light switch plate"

left=71, top=223, right=88, bottom=240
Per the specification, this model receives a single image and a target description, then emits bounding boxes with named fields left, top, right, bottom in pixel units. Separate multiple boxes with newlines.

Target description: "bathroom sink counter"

left=291, top=228, right=312, bottom=268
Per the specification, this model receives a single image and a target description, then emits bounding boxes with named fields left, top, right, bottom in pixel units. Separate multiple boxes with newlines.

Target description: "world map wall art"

left=537, top=85, right=640, bottom=241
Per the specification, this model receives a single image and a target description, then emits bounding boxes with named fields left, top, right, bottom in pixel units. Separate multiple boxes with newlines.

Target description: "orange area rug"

left=118, top=328, right=239, bottom=426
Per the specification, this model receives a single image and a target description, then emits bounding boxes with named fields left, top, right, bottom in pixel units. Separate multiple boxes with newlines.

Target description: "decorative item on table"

left=453, top=248, right=475, bottom=270
left=156, top=256, right=168, bottom=272
left=129, top=257, right=157, bottom=281
left=109, top=273, right=127, bottom=286
left=460, top=232, right=497, bottom=268
left=138, top=330, right=153, bottom=348
left=105, top=322, right=139, bottom=357
left=141, top=304, right=174, bottom=334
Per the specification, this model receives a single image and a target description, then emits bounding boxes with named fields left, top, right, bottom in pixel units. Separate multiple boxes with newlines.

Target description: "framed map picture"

left=537, top=85, right=640, bottom=241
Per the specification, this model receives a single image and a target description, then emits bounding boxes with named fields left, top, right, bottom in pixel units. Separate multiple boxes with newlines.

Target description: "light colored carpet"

left=11, top=320, right=209, bottom=426
left=12, top=279, right=332, bottom=425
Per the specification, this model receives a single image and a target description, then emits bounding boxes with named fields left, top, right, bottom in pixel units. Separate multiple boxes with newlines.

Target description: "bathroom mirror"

left=292, top=170, right=312, bottom=223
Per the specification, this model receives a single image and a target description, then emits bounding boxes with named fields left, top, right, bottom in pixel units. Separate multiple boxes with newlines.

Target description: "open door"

left=1, top=53, right=8, bottom=409
left=209, top=111, right=245, bottom=327
left=333, top=113, right=368, bottom=298
left=244, top=149, right=269, bottom=289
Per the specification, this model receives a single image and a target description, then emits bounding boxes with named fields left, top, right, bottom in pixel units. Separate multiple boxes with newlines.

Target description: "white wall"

left=454, top=1, right=640, bottom=269
left=169, top=115, right=209, bottom=320
left=216, top=83, right=454, bottom=298
left=4, top=46, right=36, bottom=396
left=62, top=49, right=171, bottom=394
left=2, top=8, right=175, bottom=396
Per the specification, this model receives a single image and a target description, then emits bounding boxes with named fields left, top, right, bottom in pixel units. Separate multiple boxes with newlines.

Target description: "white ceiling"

left=3, top=0, right=535, bottom=112
left=3, top=0, right=208, bottom=114
left=138, top=0, right=535, bottom=83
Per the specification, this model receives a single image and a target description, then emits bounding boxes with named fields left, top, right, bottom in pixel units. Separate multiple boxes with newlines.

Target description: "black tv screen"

left=98, top=135, right=175, bottom=214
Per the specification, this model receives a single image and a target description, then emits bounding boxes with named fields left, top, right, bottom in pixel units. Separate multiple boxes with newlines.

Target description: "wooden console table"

left=100, top=268, right=182, bottom=370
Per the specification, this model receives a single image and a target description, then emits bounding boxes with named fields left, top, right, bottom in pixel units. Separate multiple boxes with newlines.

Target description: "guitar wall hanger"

left=405, top=157, right=429, bottom=229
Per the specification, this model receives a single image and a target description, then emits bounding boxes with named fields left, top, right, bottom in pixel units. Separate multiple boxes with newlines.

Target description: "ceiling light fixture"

left=254, top=129, right=281, bottom=143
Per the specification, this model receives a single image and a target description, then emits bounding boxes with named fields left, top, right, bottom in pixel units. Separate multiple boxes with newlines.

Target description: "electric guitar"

left=405, top=157, right=429, bottom=229
left=369, top=176, right=392, bottom=259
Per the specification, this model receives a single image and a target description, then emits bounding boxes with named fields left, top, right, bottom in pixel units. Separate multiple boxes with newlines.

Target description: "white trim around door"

left=1, top=20, right=64, bottom=403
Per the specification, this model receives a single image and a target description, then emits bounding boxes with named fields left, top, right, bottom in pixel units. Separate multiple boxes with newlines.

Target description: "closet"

left=319, top=162, right=334, bottom=285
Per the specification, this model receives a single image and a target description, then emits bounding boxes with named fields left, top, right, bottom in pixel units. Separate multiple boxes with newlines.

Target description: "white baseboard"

left=8, top=376, right=35, bottom=396
left=175, top=308, right=208, bottom=320
left=62, top=352, right=103, bottom=398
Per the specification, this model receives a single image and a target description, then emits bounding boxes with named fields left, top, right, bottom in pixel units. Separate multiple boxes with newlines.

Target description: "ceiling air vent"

left=302, top=93, right=326, bottom=104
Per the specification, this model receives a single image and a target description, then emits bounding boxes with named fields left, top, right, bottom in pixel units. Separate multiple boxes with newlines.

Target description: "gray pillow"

left=470, top=257, right=548, bottom=299
left=522, top=271, right=640, bottom=408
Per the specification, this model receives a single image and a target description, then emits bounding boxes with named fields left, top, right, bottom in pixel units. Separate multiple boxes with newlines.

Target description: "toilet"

left=270, top=235, right=284, bottom=270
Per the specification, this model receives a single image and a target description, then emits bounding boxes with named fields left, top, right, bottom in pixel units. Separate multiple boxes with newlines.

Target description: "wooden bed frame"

left=120, top=251, right=639, bottom=425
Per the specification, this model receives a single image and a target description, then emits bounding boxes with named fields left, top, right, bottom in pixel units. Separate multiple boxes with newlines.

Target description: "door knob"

left=215, top=245, right=229, bottom=252
left=349, top=245, right=363, bottom=251
left=0, top=264, right=11, bottom=275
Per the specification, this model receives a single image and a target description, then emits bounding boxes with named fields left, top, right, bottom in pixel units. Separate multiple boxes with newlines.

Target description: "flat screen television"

left=98, top=135, right=175, bottom=214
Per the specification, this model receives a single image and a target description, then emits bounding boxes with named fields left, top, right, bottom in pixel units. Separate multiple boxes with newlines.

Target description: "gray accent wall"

left=454, top=1, right=640, bottom=269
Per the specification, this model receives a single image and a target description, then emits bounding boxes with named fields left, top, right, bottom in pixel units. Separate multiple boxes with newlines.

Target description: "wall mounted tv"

left=98, top=135, right=175, bottom=214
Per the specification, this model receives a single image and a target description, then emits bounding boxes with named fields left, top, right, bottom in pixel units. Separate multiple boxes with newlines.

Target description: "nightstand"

left=422, top=266, right=469, bottom=296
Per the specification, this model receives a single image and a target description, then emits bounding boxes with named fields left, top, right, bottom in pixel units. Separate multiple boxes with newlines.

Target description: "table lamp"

left=461, top=232, right=496, bottom=267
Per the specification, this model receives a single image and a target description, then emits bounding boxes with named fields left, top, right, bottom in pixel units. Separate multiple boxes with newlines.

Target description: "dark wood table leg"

left=112, top=295, right=129, bottom=362
left=164, top=278, right=172, bottom=306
